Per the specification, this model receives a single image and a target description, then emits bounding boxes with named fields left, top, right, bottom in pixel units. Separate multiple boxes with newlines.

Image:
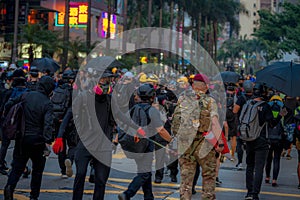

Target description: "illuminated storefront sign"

left=98, top=12, right=117, bottom=39
left=55, top=2, right=88, bottom=28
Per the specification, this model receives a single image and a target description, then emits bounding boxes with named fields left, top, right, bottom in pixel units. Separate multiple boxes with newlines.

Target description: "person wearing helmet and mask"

left=71, top=70, right=115, bottom=200
left=243, top=83, right=287, bottom=200
left=264, top=95, right=285, bottom=187
left=118, top=83, right=172, bottom=200
left=4, top=76, right=55, bottom=200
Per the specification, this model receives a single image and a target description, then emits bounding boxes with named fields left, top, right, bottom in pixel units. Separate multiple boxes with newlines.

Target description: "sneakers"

left=64, top=159, right=73, bottom=177
left=170, top=175, right=177, bottom=183
left=154, top=178, right=162, bottom=184
left=23, top=166, right=31, bottom=178
left=61, top=174, right=68, bottom=179
left=298, top=184, right=300, bottom=189
left=0, top=167, right=8, bottom=175
left=216, top=177, right=222, bottom=186
left=245, top=194, right=253, bottom=200
left=236, top=163, right=243, bottom=170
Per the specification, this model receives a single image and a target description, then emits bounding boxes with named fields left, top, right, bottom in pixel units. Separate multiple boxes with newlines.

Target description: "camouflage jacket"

left=171, top=91, right=219, bottom=158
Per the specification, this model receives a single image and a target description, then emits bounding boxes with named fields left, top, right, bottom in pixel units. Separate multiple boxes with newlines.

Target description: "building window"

left=253, top=12, right=256, bottom=16
left=254, top=3, right=256, bottom=8
left=253, top=28, right=257, bottom=32
left=253, top=20, right=256, bottom=25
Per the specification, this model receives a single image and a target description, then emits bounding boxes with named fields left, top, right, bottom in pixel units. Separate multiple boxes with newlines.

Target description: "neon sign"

left=55, top=2, right=88, bottom=28
left=99, top=12, right=117, bottom=39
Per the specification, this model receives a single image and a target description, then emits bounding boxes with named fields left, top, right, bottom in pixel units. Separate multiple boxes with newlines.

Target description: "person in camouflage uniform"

left=172, top=73, right=224, bottom=200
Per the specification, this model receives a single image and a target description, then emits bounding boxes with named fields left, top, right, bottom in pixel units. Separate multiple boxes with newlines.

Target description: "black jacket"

left=4, top=76, right=54, bottom=145
left=73, top=90, right=115, bottom=152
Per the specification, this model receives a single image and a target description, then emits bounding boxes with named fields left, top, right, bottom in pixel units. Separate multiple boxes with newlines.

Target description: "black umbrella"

left=84, top=56, right=124, bottom=72
left=31, top=57, right=60, bottom=73
left=213, top=71, right=240, bottom=83
left=256, top=62, right=300, bottom=97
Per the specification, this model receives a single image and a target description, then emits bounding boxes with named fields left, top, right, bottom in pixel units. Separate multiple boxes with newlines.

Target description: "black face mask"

left=239, top=83, right=243, bottom=87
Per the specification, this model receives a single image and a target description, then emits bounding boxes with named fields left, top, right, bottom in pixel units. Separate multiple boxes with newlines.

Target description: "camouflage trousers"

left=179, top=148, right=217, bottom=200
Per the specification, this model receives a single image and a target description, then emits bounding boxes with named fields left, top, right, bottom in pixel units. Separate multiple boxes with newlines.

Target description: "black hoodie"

left=5, top=76, right=55, bottom=145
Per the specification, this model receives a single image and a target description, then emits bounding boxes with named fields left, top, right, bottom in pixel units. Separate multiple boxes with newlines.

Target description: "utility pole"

left=62, top=0, right=70, bottom=69
left=12, top=0, right=19, bottom=64
left=122, top=0, right=128, bottom=54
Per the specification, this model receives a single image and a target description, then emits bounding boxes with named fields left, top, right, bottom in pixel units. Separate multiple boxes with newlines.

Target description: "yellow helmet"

left=189, top=74, right=195, bottom=79
left=177, top=76, right=188, bottom=83
left=112, top=67, right=118, bottom=74
left=270, top=95, right=283, bottom=102
left=139, top=73, right=159, bottom=83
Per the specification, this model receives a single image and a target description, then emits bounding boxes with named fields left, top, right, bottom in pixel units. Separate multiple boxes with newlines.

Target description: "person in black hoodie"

left=72, top=71, right=115, bottom=200
left=0, top=69, right=28, bottom=175
left=244, top=83, right=287, bottom=200
left=3, top=76, right=55, bottom=200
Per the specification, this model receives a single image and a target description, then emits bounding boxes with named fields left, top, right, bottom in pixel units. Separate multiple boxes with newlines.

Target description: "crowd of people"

left=0, top=60, right=300, bottom=200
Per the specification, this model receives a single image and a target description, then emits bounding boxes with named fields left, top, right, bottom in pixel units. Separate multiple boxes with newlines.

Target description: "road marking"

left=41, top=172, right=300, bottom=198
left=0, top=190, right=29, bottom=200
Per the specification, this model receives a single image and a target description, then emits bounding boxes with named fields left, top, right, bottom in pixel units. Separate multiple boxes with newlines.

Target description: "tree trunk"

left=147, top=0, right=152, bottom=62
left=137, top=1, right=142, bottom=72
left=175, top=5, right=181, bottom=72
left=197, top=13, right=202, bottom=69
left=204, top=16, right=208, bottom=51
left=190, top=17, right=194, bottom=68
left=86, top=0, right=91, bottom=52
left=213, top=20, right=218, bottom=62
left=62, top=0, right=69, bottom=69
left=158, top=0, right=163, bottom=65
left=181, top=5, right=185, bottom=74
left=168, top=0, right=174, bottom=71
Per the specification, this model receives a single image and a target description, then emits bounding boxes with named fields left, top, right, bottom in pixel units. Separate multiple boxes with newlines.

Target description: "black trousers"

left=265, top=141, right=283, bottom=180
left=124, top=152, right=154, bottom=200
left=154, top=143, right=167, bottom=180
left=5, top=142, right=46, bottom=199
left=246, top=141, right=269, bottom=197
left=0, top=135, right=11, bottom=167
left=72, top=142, right=111, bottom=200
left=236, top=137, right=245, bottom=165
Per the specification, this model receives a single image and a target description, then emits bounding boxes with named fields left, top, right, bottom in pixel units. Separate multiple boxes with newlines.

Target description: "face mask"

left=239, top=83, right=243, bottom=87
left=4, top=83, right=11, bottom=89
left=93, top=84, right=112, bottom=95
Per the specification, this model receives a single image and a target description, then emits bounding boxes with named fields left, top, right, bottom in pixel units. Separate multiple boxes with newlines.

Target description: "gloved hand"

left=137, top=127, right=146, bottom=137
left=52, top=138, right=64, bottom=154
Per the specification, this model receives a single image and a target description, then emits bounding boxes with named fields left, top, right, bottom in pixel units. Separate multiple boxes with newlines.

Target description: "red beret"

left=193, top=73, right=209, bottom=83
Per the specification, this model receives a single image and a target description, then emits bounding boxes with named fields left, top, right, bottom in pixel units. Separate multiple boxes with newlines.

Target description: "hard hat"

left=270, top=95, right=283, bottom=102
left=189, top=74, right=195, bottom=79
left=177, top=75, right=188, bottom=83
left=139, top=73, right=158, bottom=83
left=112, top=67, right=118, bottom=74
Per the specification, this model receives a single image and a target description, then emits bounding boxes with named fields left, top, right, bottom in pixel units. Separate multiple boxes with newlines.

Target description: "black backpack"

left=267, top=100, right=284, bottom=141
left=2, top=93, right=27, bottom=140
left=118, top=103, right=151, bottom=159
left=51, top=85, right=71, bottom=120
